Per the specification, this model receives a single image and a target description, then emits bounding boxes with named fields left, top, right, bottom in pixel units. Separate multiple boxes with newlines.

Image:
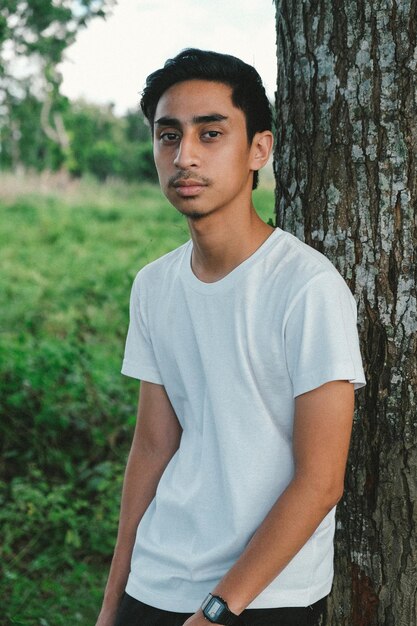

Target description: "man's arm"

left=96, top=381, right=182, bottom=626
left=184, top=379, right=354, bottom=624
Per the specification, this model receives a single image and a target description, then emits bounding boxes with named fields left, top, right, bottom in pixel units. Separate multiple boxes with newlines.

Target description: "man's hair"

left=140, top=48, right=273, bottom=190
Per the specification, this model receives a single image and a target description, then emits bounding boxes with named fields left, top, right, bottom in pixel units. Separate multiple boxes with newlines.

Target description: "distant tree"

left=0, top=0, right=114, bottom=169
left=124, top=108, right=151, bottom=144
left=64, top=100, right=123, bottom=178
left=0, top=2, right=158, bottom=184
left=274, top=1, right=416, bottom=624
left=119, top=141, right=157, bottom=184
left=63, top=100, right=157, bottom=183
left=0, top=89, right=65, bottom=171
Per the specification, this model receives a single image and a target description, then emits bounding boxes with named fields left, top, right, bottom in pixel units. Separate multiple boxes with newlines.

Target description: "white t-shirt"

left=121, top=226, right=366, bottom=611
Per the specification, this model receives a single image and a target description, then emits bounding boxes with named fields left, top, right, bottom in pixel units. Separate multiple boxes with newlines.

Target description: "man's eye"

left=160, top=132, right=179, bottom=143
left=203, top=130, right=221, bottom=139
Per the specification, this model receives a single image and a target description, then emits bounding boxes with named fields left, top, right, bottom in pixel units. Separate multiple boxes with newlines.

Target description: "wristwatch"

left=201, top=593, right=245, bottom=625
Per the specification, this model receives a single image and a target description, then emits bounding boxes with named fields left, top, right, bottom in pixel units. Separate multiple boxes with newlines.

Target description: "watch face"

left=204, top=597, right=226, bottom=622
left=206, top=598, right=223, bottom=620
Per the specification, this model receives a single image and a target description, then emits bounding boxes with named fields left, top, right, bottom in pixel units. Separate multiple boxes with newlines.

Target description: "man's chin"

left=182, top=209, right=208, bottom=221
left=170, top=200, right=214, bottom=221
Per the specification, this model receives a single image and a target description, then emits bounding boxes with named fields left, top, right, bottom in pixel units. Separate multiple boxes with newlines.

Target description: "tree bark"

left=274, top=1, right=417, bottom=624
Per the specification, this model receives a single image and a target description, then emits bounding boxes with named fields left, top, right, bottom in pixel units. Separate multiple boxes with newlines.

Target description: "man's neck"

left=187, top=204, right=275, bottom=284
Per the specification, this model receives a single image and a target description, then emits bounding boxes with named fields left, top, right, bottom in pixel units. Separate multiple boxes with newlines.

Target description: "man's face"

left=152, top=80, right=257, bottom=220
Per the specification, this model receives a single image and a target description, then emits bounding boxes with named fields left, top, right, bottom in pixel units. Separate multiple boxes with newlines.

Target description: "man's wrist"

left=101, top=588, right=124, bottom=610
left=209, top=586, right=247, bottom=616
left=200, top=593, right=245, bottom=625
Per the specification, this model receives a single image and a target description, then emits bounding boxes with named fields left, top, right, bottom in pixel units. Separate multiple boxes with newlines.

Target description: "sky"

left=59, top=0, right=277, bottom=116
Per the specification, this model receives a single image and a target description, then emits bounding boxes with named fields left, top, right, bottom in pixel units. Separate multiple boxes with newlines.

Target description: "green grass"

left=0, top=173, right=275, bottom=626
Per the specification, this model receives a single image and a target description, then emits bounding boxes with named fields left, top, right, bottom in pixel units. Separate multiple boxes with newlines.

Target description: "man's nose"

left=173, top=135, right=200, bottom=169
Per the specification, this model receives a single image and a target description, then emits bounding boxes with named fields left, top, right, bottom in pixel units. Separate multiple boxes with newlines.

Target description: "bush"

left=87, top=140, right=121, bottom=181
left=120, top=141, right=158, bottom=183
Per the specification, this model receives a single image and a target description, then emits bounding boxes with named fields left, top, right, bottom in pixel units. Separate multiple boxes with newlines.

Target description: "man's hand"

left=95, top=605, right=119, bottom=626
left=182, top=609, right=208, bottom=626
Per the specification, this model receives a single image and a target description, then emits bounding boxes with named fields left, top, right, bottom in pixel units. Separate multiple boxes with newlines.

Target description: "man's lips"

left=172, top=179, right=207, bottom=197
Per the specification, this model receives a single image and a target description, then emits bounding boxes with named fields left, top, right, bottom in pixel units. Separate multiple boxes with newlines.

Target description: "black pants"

left=114, top=592, right=327, bottom=626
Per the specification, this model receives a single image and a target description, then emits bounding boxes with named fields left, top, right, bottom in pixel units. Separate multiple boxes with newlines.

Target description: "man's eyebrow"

left=154, top=116, right=180, bottom=127
left=154, top=114, right=228, bottom=126
left=192, top=114, right=228, bottom=124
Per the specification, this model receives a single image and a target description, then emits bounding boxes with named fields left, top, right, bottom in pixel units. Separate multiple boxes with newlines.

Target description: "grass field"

left=1, top=172, right=276, bottom=625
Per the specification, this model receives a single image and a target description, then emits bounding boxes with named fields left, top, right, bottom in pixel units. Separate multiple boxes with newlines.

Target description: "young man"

left=96, top=49, right=366, bottom=626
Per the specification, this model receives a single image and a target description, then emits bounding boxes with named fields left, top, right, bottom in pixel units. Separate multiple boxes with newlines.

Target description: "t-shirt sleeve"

left=284, top=271, right=366, bottom=398
left=121, top=273, right=163, bottom=384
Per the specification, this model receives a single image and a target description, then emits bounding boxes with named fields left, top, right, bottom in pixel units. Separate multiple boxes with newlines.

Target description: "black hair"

left=140, top=48, right=273, bottom=190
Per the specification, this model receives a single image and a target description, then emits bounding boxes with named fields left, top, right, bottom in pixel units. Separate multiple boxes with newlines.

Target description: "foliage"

left=65, top=101, right=156, bottom=182
left=0, top=90, right=66, bottom=172
left=4, top=561, right=108, bottom=626
left=0, top=0, right=156, bottom=186
left=0, top=95, right=157, bottom=183
left=0, top=0, right=115, bottom=175
left=0, top=1, right=156, bottom=186
left=0, top=1, right=114, bottom=95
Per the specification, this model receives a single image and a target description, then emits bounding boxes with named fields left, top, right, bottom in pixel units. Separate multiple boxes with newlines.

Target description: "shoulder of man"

left=271, top=229, right=355, bottom=304
left=133, top=239, right=190, bottom=287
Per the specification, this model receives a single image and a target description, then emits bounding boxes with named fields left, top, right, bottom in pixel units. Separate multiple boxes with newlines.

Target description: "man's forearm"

left=97, top=381, right=183, bottom=626
left=211, top=476, right=341, bottom=615
left=206, top=380, right=354, bottom=618
left=100, top=441, right=177, bottom=613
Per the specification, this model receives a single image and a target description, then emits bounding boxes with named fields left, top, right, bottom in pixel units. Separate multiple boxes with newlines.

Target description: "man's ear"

left=249, top=131, right=274, bottom=172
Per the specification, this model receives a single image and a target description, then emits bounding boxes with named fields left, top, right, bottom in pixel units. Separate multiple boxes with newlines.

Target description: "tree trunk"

left=274, top=1, right=417, bottom=624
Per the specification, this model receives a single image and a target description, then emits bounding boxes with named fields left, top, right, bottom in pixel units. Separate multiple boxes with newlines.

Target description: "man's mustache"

left=168, top=172, right=212, bottom=187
